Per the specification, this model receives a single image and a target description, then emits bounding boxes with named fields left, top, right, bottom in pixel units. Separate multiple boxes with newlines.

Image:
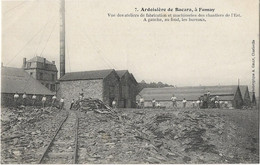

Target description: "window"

left=52, top=74, right=55, bottom=81
left=39, top=72, right=43, bottom=80
left=30, top=72, right=33, bottom=76
left=50, top=84, right=56, bottom=91
left=45, top=83, right=49, bottom=89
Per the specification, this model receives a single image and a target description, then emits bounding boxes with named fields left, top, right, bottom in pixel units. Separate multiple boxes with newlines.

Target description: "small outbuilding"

left=58, top=69, right=120, bottom=109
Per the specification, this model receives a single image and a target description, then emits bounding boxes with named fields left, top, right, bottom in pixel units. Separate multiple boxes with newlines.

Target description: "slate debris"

left=1, top=106, right=67, bottom=164
left=76, top=109, right=237, bottom=164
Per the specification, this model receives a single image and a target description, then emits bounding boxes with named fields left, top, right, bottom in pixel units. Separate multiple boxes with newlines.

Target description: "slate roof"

left=239, top=85, right=250, bottom=100
left=1, top=66, right=55, bottom=95
left=59, top=69, right=114, bottom=81
left=116, top=70, right=128, bottom=78
left=27, top=56, right=53, bottom=64
left=137, top=86, right=240, bottom=101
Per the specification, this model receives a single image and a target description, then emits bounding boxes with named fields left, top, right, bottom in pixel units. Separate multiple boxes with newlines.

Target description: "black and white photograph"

left=1, top=0, right=259, bottom=164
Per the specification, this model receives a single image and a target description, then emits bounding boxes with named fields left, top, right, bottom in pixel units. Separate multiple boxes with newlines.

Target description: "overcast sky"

left=2, top=0, right=259, bottom=94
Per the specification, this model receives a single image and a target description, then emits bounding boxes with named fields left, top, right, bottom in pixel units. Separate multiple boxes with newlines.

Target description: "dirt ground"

left=1, top=106, right=259, bottom=164
left=77, top=107, right=259, bottom=164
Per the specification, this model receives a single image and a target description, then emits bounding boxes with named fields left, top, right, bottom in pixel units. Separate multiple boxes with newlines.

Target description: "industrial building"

left=116, top=70, right=138, bottom=108
left=137, top=85, right=249, bottom=109
left=22, top=56, right=58, bottom=92
left=1, top=66, right=55, bottom=106
left=58, top=69, right=121, bottom=109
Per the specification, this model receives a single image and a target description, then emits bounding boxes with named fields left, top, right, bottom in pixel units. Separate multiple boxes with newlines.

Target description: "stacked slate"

left=73, top=98, right=111, bottom=112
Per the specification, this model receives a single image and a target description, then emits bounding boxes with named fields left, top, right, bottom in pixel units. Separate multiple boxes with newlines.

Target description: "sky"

left=1, top=0, right=259, bottom=95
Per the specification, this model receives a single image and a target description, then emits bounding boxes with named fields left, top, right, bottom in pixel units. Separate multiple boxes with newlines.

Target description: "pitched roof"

left=1, top=66, right=55, bottom=95
left=59, top=69, right=114, bottom=81
left=27, top=56, right=53, bottom=65
left=116, top=70, right=128, bottom=78
left=137, top=86, right=239, bottom=101
left=239, top=85, right=250, bottom=100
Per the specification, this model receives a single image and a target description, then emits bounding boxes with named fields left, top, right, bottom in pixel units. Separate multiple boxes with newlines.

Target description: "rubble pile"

left=1, top=106, right=67, bottom=164
left=77, top=109, right=235, bottom=164
left=73, top=98, right=111, bottom=111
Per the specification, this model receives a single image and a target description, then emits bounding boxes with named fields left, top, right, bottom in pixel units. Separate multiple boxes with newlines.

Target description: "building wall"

left=24, top=68, right=57, bottom=91
left=243, top=89, right=251, bottom=106
left=59, top=79, right=103, bottom=109
left=233, top=88, right=243, bottom=108
left=1, top=93, right=53, bottom=107
left=103, top=71, right=120, bottom=107
left=141, top=100, right=233, bottom=109
left=118, top=73, right=137, bottom=108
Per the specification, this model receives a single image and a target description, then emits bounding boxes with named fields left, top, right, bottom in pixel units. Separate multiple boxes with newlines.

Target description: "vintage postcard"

left=1, top=0, right=259, bottom=164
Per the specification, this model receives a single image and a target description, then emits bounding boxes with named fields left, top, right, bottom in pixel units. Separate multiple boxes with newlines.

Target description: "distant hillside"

left=137, top=81, right=174, bottom=94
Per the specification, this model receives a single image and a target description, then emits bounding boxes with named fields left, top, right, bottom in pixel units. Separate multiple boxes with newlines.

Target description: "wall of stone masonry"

left=59, top=79, right=103, bottom=109
left=103, top=71, right=120, bottom=107
left=1, top=93, right=54, bottom=107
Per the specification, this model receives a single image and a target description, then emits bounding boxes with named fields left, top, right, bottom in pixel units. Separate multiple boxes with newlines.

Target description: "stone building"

left=1, top=66, right=55, bottom=106
left=22, top=56, right=58, bottom=91
left=116, top=70, right=138, bottom=108
left=137, top=85, right=245, bottom=109
left=58, top=69, right=120, bottom=109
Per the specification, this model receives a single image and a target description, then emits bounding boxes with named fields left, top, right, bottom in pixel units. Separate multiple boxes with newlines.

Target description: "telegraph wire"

left=3, top=1, right=27, bottom=15
left=39, top=17, right=59, bottom=57
left=6, top=15, right=57, bottom=65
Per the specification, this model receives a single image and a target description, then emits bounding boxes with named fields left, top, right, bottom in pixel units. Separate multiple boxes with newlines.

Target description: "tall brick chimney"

left=60, top=0, right=65, bottom=78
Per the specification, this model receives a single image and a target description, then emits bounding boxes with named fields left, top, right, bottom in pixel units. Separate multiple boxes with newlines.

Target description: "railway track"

left=38, top=110, right=79, bottom=164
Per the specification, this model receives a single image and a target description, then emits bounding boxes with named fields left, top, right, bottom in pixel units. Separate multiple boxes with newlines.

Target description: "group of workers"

left=13, top=92, right=65, bottom=109
left=138, top=91, right=229, bottom=109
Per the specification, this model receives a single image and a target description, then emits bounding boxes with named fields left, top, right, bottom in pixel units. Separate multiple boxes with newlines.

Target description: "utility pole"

left=60, top=0, right=65, bottom=78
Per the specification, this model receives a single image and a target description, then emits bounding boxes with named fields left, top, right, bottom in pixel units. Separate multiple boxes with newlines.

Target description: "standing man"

left=60, top=97, right=64, bottom=110
left=32, top=94, right=37, bottom=106
left=140, top=97, right=145, bottom=109
left=70, top=99, right=75, bottom=110
left=171, top=94, right=177, bottom=109
left=22, top=92, right=27, bottom=106
left=14, top=92, right=19, bottom=107
left=182, top=98, right=187, bottom=108
left=152, top=98, right=156, bottom=108
left=112, top=99, right=117, bottom=109
left=42, top=95, right=47, bottom=108
left=196, top=99, right=201, bottom=109
left=52, top=94, right=57, bottom=107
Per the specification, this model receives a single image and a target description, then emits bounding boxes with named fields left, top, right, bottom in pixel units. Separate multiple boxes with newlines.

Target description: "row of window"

left=41, top=83, right=56, bottom=91
left=35, top=72, right=56, bottom=81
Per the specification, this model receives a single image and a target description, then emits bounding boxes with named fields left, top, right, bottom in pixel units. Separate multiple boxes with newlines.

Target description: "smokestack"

left=60, top=0, right=65, bottom=77
left=23, top=58, right=27, bottom=68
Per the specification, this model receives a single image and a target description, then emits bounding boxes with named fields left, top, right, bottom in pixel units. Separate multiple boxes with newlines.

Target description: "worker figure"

left=182, top=98, right=187, bottom=108
left=196, top=99, right=201, bottom=109
left=192, top=101, right=195, bottom=108
left=156, top=101, right=161, bottom=109
left=60, top=98, right=65, bottom=110
left=112, top=99, right=117, bottom=109
left=140, top=97, right=145, bottom=109
left=70, top=99, right=75, bottom=110
left=14, top=92, right=19, bottom=107
left=219, top=101, right=223, bottom=109
left=152, top=98, right=156, bottom=108
left=224, top=101, right=228, bottom=108
left=42, top=95, right=47, bottom=108
left=171, top=95, right=177, bottom=109
left=52, top=94, right=57, bottom=107
left=32, top=94, right=37, bottom=106
left=22, top=92, right=27, bottom=106
left=207, top=91, right=210, bottom=96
